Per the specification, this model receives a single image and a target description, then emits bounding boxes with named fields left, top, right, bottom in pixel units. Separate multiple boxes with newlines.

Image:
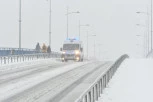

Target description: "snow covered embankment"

left=97, top=59, right=153, bottom=102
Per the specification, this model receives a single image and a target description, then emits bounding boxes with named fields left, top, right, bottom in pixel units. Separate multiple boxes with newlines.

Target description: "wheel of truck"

left=80, top=57, right=83, bottom=62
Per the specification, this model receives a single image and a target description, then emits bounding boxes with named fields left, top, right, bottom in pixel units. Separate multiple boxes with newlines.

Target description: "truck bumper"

left=61, top=54, right=81, bottom=61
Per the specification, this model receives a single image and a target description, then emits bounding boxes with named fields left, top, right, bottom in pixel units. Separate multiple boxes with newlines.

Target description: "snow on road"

left=0, top=58, right=60, bottom=72
left=97, top=59, right=153, bottom=102
left=0, top=58, right=90, bottom=101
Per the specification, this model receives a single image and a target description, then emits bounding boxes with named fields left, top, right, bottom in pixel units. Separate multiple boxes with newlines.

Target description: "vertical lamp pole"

left=79, top=23, right=89, bottom=59
left=92, top=35, right=96, bottom=58
left=79, top=22, right=89, bottom=40
left=136, top=11, right=150, bottom=55
left=19, top=0, right=21, bottom=49
left=94, top=38, right=95, bottom=58
left=79, top=20, right=80, bottom=40
left=86, top=31, right=88, bottom=60
left=87, top=34, right=96, bottom=59
left=67, top=7, right=69, bottom=39
left=98, top=44, right=102, bottom=60
left=66, top=8, right=79, bottom=39
left=151, top=0, right=153, bottom=50
left=147, top=7, right=150, bottom=54
left=49, top=0, right=51, bottom=49
left=136, top=24, right=148, bottom=57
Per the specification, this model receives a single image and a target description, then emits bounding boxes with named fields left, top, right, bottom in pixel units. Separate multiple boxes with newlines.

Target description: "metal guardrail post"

left=4, top=57, right=6, bottom=64
left=14, top=56, right=15, bottom=63
left=0, top=53, right=61, bottom=65
left=11, top=57, right=12, bottom=63
left=8, top=57, right=9, bottom=64
left=75, top=54, right=129, bottom=102
left=0, top=57, right=2, bottom=65
left=23, top=55, right=24, bottom=62
left=17, top=56, right=18, bottom=62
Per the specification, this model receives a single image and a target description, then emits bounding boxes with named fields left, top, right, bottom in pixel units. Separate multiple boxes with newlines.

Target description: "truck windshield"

left=63, top=44, right=79, bottom=50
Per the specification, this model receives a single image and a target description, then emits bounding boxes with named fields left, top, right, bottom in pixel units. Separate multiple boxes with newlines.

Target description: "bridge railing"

left=75, top=54, right=129, bottom=102
left=146, top=50, right=153, bottom=58
left=0, top=52, right=61, bottom=65
left=0, top=47, right=38, bottom=56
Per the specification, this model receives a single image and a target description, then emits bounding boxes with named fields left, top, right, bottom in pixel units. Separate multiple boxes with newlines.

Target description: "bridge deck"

left=58, top=62, right=113, bottom=102
left=0, top=59, right=115, bottom=102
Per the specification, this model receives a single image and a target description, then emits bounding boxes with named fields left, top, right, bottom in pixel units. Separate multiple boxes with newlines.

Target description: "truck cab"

left=60, top=38, right=84, bottom=62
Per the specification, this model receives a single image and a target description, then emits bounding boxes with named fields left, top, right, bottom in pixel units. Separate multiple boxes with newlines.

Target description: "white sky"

left=0, top=0, right=150, bottom=60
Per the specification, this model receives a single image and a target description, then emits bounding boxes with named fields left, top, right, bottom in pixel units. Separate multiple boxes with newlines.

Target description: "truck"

left=60, top=38, right=84, bottom=62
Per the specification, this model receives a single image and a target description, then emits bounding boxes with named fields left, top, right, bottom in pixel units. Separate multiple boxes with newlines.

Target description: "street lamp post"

left=66, top=7, right=69, bottom=39
left=66, top=7, right=79, bottom=39
left=136, top=34, right=146, bottom=58
left=49, top=0, right=51, bottom=49
left=136, top=11, right=150, bottom=55
left=19, top=0, right=21, bottom=49
left=136, top=43, right=143, bottom=58
left=151, top=0, right=153, bottom=50
left=94, top=37, right=96, bottom=58
left=98, top=44, right=103, bottom=60
left=86, top=34, right=96, bottom=59
left=92, top=35, right=96, bottom=58
left=86, top=31, right=88, bottom=60
left=46, top=0, right=52, bottom=48
left=136, top=24, right=148, bottom=57
left=137, top=1, right=153, bottom=51
left=79, top=21, right=89, bottom=40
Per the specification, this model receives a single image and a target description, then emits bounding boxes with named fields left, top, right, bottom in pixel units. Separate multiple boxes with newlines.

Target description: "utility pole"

left=19, top=0, right=21, bottom=49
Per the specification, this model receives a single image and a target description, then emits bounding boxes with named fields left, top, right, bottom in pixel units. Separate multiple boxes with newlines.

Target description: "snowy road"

left=0, top=59, right=114, bottom=102
left=0, top=62, right=69, bottom=84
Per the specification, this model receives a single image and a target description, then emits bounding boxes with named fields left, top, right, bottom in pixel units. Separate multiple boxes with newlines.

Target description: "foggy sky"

left=0, top=0, right=150, bottom=60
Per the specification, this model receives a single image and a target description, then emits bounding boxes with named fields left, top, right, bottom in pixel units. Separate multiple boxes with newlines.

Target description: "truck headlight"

left=75, top=50, right=80, bottom=55
left=62, top=51, right=66, bottom=54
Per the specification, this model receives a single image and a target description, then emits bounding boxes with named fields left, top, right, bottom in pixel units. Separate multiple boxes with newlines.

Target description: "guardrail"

left=0, top=47, right=38, bottom=56
left=75, top=54, right=129, bottom=102
left=0, top=47, right=36, bottom=51
left=0, top=52, right=61, bottom=65
left=146, top=50, right=153, bottom=58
